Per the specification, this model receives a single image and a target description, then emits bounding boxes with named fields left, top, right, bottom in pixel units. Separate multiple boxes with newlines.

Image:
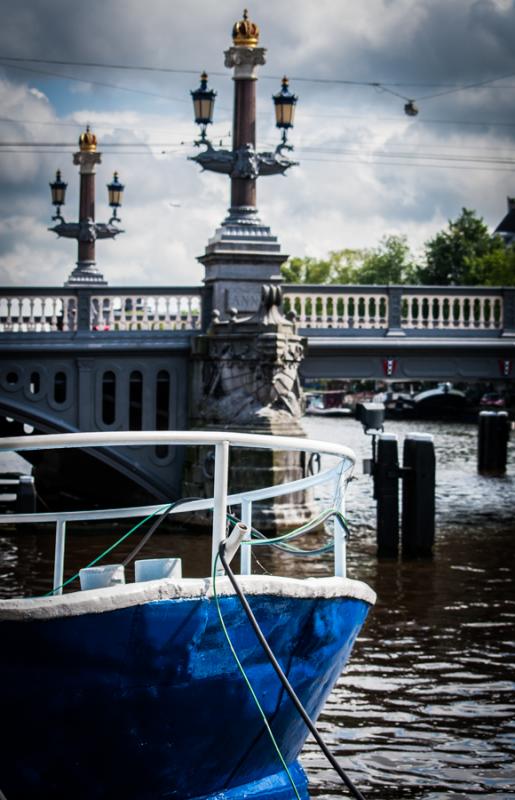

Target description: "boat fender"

left=221, top=521, right=250, bottom=567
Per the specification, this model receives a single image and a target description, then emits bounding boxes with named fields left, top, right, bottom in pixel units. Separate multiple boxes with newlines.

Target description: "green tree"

left=325, top=248, right=366, bottom=283
left=359, top=235, right=416, bottom=284
left=471, top=244, right=515, bottom=286
left=280, top=255, right=332, bottom=284
left=281, top=235, right=415, bottom=285
left=418, top=208, right=503, bottom=285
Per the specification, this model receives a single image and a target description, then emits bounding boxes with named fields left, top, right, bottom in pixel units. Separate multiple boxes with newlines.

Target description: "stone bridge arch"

left=0, top=344, right=191, bottom=509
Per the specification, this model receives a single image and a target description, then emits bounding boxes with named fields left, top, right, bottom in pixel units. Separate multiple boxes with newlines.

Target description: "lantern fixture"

left=191, top=71, right=217, bottom=142
left=404, top=100, right=419, bottom=117
left=49, top=169, right=67, bottom=221
left=107, top=171, right=124, bottom=223
left=273, top=77, right=298, bottom=145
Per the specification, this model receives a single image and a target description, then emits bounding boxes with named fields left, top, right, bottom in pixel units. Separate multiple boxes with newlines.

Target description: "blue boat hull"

left=0, top=589, right=371, bottom=800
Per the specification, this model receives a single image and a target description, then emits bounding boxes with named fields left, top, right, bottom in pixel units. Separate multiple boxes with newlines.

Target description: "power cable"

left=2, top=111, right=515, bottom=133
left=0, top=149, right=513, bottom=171
left=1, top=55, right=514, bottom=99
left=294, top=112, right=515, bottom=127
left=0, top=62, right=191, bottom=104
left=2, top=138, right=515, bottom=164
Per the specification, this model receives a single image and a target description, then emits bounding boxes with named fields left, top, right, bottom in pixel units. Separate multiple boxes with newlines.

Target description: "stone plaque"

left=225, top=286, right=262, bottom=313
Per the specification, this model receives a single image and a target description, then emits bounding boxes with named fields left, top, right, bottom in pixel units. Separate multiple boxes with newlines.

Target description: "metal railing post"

left=212, top=440, right=229, bottom=575
left=240, top=498, right=253, bottom=575
left=334, top=467, right=347, bottom=578
left=52, top=519, right=66, bottom=594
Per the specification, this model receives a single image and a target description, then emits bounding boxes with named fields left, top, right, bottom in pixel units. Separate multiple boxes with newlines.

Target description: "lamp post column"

left=75, top=137, right=101, bottom=276
left=230, top=57, right=258, bottom=208
left=65, top=126, right=106, bottom=286
left=225, top=10, right=265, bottom=221
left=193, top=10, right=296, bottom=317
left=49, top=128, right=124, bottom=287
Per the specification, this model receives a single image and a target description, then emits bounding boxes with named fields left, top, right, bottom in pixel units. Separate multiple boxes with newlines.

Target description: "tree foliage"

left=417, top=208, right=507, bottom=285
left=281, top=235, right=416, bottom=285
left=282, top=209, right=515, bottom=286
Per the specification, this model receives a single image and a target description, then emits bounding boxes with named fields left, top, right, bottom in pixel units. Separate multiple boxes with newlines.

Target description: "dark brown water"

left=1, top=418, right=514, bottom=798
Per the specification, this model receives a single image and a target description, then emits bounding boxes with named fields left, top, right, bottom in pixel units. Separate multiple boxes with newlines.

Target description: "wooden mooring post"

left=360, top=404, right=437, bottom=558
left=401, top=434, right=436, bottom=558
left=374, top=433, right=400, bottom=558
left=478, top=410, right=510, bottom=476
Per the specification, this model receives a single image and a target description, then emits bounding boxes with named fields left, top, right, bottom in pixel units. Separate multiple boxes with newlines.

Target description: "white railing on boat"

left=0, top=431, right=356, bottom=594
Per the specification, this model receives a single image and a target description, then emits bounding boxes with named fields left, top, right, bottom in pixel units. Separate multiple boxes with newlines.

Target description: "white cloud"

left=0, top=1, right=514, bottom=286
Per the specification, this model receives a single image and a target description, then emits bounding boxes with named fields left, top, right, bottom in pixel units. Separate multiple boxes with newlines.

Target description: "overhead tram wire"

left=0, top=61, right=192, bottom=105
left=1, top=54, right=515, bottom=95
left=2, top=139, right=514, bottom=167
left=1, top=148, right=513, bottom=171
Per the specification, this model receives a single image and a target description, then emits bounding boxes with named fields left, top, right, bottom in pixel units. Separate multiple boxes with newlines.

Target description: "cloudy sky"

left=0, top=0, right=514, bottom=286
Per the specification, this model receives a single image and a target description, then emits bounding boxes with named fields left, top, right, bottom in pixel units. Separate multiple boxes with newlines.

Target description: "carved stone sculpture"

left=184, top=286, right=316, bottom=530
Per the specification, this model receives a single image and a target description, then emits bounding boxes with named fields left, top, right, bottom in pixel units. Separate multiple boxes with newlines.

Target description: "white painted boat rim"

left=0, top=575, right=376, bottom=621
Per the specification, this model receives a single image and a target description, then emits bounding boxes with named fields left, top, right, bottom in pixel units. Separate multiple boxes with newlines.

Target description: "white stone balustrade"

left=283, top=287, right=505, bottom=332
left=401, top=293, right=503, bottom=330
left=0, top=287, right=508, bottom=334
left=89, top=293, right=201, bottom=331
left=0, top=295, right=77, bottom=332
left=283, top=290, right=388, bottom=329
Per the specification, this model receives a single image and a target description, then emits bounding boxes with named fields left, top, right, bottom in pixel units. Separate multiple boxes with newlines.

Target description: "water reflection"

left=0, top=418, right=514, bottom=798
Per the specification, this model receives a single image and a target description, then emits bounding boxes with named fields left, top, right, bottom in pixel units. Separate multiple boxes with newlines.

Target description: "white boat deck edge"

left=0, top=575, right=376, bottom=621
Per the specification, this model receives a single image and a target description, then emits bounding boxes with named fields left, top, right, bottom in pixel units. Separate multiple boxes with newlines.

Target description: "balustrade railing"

left=0, top=285, right=512, bottom=336
left=0, top=287, right=202, bottom=333
left=283, top=287, right=388, bottom=329
left=283, top=285, right=509, bottom=333
left=401, top=291, right=502, bottom=330
left=90, top=293, right=201, bottom=331
left=0, top=293, right=77, bottom=332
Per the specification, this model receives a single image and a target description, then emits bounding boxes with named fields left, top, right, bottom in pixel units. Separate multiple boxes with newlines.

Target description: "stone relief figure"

left=197, top=286, right=305, bottom=425
left=232, top=144, right=260, bottom=179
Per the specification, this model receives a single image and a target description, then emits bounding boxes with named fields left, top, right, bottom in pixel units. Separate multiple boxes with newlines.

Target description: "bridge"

left=284, top=284, right=515, bottom=381
left=0, top=283, right=513, bottom=506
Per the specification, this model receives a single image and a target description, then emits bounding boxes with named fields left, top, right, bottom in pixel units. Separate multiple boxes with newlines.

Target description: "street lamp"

left=49, top=170, right=67, bottom=222
left=107, top=171, right=124, bottom=223
left=191, top=72, right=217, bottom=143
left=188, top=10, right=300, bottom=318
left=189, top=10, right=298, bottom=210
left=48, top=127, right=124, bottom=286
left=273, top=77, right=297, bottom=147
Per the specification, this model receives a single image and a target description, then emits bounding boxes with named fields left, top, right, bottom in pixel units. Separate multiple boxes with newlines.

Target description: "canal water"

left=0, top=418, right=514, bottom=799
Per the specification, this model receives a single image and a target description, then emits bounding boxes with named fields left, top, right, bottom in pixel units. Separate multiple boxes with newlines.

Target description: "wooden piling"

left=375, top=433, right=400, bottom=558
left=478, top=410, right=510, bottom=476
left=402, top=433, right=435, bottom=558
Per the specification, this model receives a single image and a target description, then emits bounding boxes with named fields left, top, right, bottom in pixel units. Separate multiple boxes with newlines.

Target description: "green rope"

left=227, top=508, right=349, bottom=555
left=212, top=553, right=302, bottom=800
left=45, top=503, right=173, bottom=597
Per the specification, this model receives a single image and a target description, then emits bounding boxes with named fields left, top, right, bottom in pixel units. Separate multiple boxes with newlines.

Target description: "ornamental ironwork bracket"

left=48, top=219, right=124, bottom=241
left=189, top=141, right=297, bottom=178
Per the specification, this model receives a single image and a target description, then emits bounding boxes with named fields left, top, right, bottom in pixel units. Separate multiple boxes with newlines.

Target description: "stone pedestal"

left=183, top=286, right=318, bottom=532
left=198, top=207, right=285, bottom=318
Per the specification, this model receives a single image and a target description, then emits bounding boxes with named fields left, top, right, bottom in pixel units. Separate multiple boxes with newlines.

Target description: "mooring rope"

left=213, top=517, right=367, bottom=800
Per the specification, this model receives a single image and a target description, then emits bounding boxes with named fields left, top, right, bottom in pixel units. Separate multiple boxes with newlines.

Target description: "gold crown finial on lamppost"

left=232, top=8, right=260, bottom=46
left=79, top=125, right=97, bottom=152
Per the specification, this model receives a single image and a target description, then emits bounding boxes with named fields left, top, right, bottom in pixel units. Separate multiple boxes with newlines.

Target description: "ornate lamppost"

left=189, top=9, right=298, bottom=317
left=48, top=127, right=124, bottom=286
